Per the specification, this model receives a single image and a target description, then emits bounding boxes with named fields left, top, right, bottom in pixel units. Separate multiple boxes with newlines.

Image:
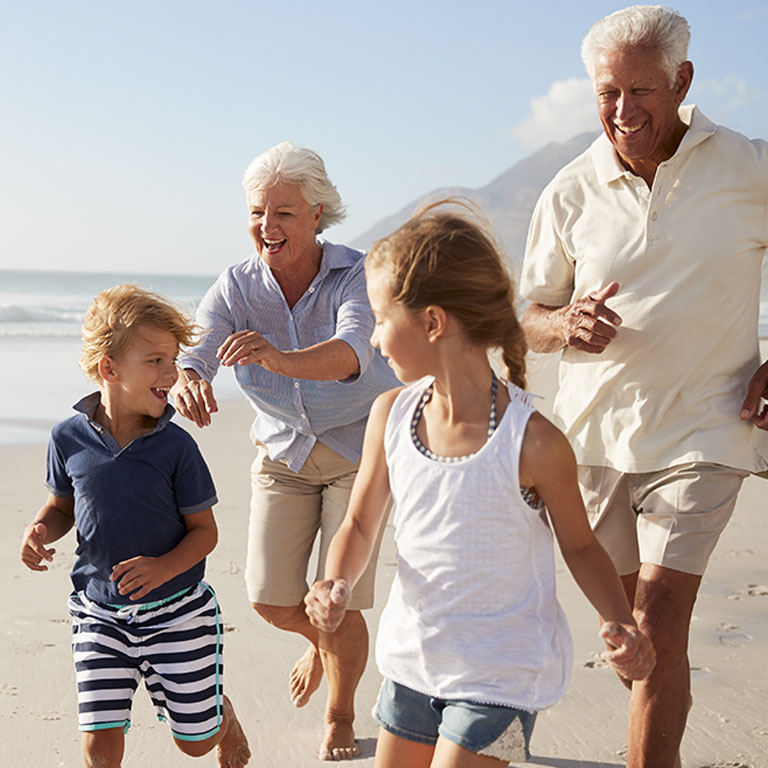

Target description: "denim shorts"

left=372, top=679, right=537, bottom=763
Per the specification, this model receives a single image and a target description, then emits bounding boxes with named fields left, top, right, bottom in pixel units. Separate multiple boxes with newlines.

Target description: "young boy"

left=20, top=285, right=250, bottom=768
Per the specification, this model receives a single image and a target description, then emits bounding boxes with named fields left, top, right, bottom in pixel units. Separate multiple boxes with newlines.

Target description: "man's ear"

left=98, top=355, right=118, bottom=383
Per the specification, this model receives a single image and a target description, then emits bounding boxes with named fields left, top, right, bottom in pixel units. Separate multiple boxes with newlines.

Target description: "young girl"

left=304, top=200, right=654, bottom=767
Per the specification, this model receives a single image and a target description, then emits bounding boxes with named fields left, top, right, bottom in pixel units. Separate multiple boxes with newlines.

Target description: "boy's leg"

left=174, top=695, right=250, bottom=767
left=81, top=727, right=125, bottom=768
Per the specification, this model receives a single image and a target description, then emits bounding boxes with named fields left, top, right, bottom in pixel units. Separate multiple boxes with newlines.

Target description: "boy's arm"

left=304, top=388, right=398, bottom=632
left=20, top=493, right=75, bottom=572
left=520, top=413, right=655, bottom=681
left=110, top=508, right=218, bottom=601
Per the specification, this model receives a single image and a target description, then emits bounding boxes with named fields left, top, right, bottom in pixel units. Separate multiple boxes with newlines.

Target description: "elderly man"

left=520, top=5, right=768, bottom=767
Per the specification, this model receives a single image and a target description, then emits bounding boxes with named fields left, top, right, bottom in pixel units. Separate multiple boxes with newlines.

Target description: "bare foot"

left=290, top=643, right=323, bottom=707
left=217, top=696, right=251, bottom=768
left=318, top=718, right=359, bottom=761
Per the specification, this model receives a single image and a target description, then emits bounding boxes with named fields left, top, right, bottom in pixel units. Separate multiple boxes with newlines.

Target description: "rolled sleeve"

left=520, top=185, right=576, bottom=307
left=333, top=262, right=376, bottom=381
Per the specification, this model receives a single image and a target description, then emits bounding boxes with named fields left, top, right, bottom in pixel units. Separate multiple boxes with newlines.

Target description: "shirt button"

left=301, top=414, right=307, bottom=420
left=294, top=382, right=300, bottom=389
left=650, top=212, right=658, bottom=221
left=308, top=286, right=315, bottom=293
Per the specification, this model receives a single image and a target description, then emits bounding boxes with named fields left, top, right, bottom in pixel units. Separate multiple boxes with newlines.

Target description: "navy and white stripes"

left=69, top=582, right=224, bottom=741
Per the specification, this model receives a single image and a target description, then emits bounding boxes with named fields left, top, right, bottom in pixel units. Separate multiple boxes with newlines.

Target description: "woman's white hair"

left=241, top=141, right=346, bottom=233
left=581, top=5, right=690, bottom=85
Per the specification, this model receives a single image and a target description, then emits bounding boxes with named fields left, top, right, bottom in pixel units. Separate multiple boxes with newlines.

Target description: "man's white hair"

left=242, top=141, right=346, bottom=234
left=581, top=5, right=690, bottom=85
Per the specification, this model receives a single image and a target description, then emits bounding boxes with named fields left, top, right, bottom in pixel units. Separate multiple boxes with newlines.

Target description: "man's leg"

left=626, top=564, right=700, bottom=768
left=254, top=602, right=367, bottom=760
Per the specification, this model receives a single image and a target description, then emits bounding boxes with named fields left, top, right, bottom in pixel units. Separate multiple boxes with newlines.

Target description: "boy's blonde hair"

left=366, top=199, right=527, bottom=389
left=79, top=284, right=201, bottom=383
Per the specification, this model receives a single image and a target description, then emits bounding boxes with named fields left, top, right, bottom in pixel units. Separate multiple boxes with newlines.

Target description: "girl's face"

left=366, top=266, right=431, bottom=383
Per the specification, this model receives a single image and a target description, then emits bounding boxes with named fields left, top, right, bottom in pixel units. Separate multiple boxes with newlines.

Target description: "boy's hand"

left=600, top=621, right=656, bottom=680
left=304, top=579, right=351, bottom=633
left=111, top=556, right=172, bottom=601
left=20, top=522, right=56, bottom=571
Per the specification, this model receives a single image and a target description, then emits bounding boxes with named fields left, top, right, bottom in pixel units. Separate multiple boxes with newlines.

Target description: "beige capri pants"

left=578, top=462, right=749, bottom=577
left=245, top=439, right=386, bottom=608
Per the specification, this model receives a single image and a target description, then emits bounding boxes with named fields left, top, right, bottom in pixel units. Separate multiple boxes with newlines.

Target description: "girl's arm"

left=20, top=493, right=76, bottom=572
left=520, top=413, right=655, bottom=680
left=304, top=388, right=399, bottom=632
left=110, top=508, right=218, bottom=601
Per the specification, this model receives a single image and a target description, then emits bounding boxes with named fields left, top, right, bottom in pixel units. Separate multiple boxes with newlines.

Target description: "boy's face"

left=106, top=325, right=179, bottom=419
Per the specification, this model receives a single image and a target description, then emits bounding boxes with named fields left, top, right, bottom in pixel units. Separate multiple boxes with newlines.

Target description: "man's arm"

left=522, top=282, right=623, bottom=354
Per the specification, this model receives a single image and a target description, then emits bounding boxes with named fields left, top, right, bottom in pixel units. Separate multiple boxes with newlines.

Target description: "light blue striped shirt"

left=179, top=239, right=400, bottom=471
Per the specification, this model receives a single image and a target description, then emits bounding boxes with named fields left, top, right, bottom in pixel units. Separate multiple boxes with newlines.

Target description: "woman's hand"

left=304, top=579, right=351, bottom=633
left=218, top=330, right=286, bottom=374
left=171, top=369, right=218, bottom=427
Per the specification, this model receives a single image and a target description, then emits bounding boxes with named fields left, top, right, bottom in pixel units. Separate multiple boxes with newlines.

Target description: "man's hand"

left=741, top=359, right=768, bottom=429
left=304, top=579, right=351, bottom=633
left=111, top=556, right=172, bottom=601
left=600, top=621, right=656, bottom=680
left=559, top=281, right=622, bottom=353
left=20, top=522, right=55, bottom=572
left=170, top=369, right=218, bottom=428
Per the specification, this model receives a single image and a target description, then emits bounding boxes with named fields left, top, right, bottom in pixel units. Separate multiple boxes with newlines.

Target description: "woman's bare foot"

left=318, top=718, right=359, bottom=761
left=290, top=643, right=324, bottom=707
left=217, top=696, right=251, bottom=768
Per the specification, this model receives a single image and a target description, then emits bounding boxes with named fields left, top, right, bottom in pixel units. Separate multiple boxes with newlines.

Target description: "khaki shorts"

left=578, top=462, right=748, bottom=576
left=245, top=440, right=385, bottom=608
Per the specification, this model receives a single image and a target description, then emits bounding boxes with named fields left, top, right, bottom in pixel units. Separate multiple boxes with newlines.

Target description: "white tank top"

left=375, top=376, right=573, bottom=711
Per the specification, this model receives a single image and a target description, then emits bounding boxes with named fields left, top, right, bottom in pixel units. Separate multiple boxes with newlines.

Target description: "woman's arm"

left=304, top=388, right=399, bottom=631
left=520, top=413, right=655, bottom=680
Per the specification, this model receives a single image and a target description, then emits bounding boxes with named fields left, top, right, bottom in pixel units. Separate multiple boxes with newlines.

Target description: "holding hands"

left=599, top=621, right=656, bottom=680
left=304, top=579, right=352, bottom=633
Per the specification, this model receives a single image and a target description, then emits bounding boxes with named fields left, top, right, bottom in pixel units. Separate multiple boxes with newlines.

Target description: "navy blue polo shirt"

left=46, top=393, right=218, bottom=605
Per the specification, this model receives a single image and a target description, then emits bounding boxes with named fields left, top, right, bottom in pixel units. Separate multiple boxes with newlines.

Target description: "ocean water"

left=0, top=269, right=241, bottom=444
left=3, top=267, right=768, bottom=445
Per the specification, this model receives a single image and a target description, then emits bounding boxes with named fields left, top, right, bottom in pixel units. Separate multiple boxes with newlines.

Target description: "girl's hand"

left=600, top=621, right=656, bottom=680
left=111, top=556, right=172, bottom=601
left=20, top=522, right=55, bottom=571
left=304, top=579, right=351, bottom=632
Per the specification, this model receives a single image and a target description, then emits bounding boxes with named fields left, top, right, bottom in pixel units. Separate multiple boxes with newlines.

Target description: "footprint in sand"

left=746, top=584, right=768, bottom=596
left=699, top=762, right=752, bottom=768
left=715, top=622, right=752, bottom=647
left=583, top=653, right=610, bottom=670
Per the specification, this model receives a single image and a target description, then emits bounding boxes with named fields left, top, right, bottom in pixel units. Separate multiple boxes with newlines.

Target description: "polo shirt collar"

left=591, top=104, right=717, bottom=185
left=74, top=391, right=175, bottom=436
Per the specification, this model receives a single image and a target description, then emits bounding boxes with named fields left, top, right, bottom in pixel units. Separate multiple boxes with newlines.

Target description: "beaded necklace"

left=410, top=372, right=498, bottom=464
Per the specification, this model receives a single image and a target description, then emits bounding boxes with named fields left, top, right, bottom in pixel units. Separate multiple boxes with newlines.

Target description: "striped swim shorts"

left=68, top=581, right=224, bottom=741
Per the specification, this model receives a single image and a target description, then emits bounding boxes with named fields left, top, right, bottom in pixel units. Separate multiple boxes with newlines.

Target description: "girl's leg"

left=430, top=735, right=509, bottom=768
left=374, top=727, right=435, bottom=768
left=81, top=727, right=125, bottom=768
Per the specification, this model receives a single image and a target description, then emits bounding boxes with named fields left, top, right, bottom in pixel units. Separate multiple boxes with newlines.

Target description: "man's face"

left=593, top=45, right=692, bottom=175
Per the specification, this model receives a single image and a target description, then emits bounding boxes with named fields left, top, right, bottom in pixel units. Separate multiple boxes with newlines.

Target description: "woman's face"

left=246, top=180, right=323, bottom=271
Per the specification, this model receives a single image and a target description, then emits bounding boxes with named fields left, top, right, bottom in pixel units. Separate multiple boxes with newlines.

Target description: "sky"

left=2, top=0, right=767, bottom=277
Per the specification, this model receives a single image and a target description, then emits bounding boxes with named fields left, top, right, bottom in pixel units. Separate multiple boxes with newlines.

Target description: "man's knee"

left=252, top=601, right=307, bottom=630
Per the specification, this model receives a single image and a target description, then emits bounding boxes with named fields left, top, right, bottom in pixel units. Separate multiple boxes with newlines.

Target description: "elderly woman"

left=172, top=142, right=398, bottom=761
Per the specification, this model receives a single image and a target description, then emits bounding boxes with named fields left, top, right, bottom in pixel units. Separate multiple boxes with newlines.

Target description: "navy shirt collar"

left=73, top=391, right=176, bottom=438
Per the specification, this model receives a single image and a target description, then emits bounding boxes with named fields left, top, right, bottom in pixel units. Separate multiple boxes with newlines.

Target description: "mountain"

left=351, top=131, right=599, bottom=276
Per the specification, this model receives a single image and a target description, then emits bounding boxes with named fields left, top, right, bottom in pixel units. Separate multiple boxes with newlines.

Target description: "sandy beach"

left=2, top=351, right=767, bottom=767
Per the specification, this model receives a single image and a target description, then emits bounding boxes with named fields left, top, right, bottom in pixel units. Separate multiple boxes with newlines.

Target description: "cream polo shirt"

left=521, top=106, right=768, bottom=473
